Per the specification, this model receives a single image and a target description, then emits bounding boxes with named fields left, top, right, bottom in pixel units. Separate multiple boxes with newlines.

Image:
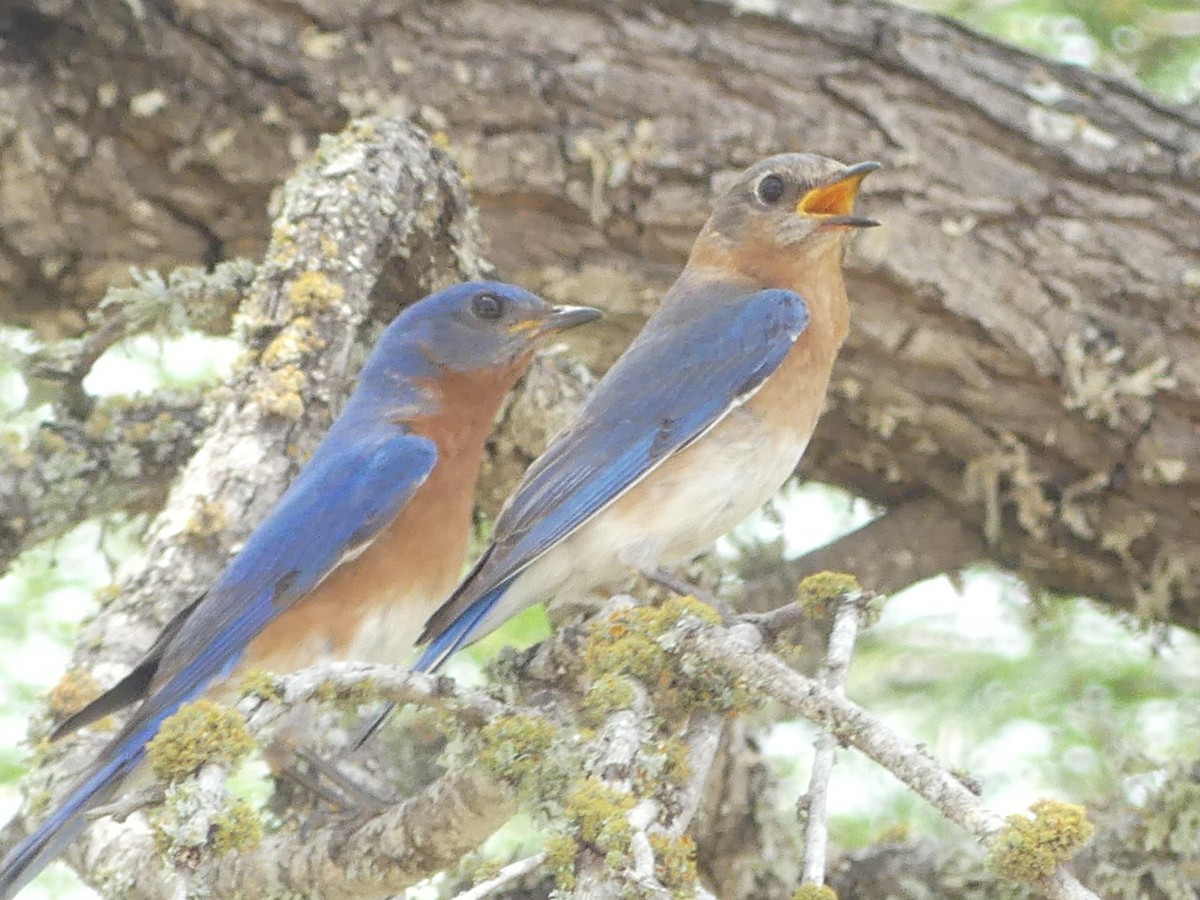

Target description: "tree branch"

left=675, top=614, right=1100, bottom=900
left=800, top=588, right=871, bottom=887
left=451, top=853, right=547, bottom=900
left=0, top=391, right=208, bottom=574
left=741, top=496, right=984, bottom=612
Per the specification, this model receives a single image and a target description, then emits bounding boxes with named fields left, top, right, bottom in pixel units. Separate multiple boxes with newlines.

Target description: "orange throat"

left=687, top=227, right=852, bottom=351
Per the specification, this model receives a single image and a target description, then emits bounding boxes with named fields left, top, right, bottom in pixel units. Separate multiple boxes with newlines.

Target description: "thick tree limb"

left=3, top=0, right=1198, bottom=627
left=741, top=496, right=984, bottom=611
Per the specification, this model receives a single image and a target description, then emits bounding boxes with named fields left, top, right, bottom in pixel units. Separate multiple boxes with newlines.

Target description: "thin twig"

left=638, top=567, right=730, bottom=619
left=675, top=617, right=1101, bottom=900
left=87, top=785, right=166, bottom=823
left=451, top=852, right=547, bottom=900
left=800, top=591, right=868, bottom=886
left=665, top=709, right=723, bottom=839
left=238, top=662, right=509, bottom=736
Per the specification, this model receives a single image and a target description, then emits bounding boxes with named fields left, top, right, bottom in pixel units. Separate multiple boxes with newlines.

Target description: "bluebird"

left=416, top=154, right=879, bottom=670
left=0, top=281, right=601, bottom=898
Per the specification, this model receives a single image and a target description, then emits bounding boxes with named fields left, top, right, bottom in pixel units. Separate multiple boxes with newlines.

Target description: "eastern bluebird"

left=0, top=281, right=601, bottom=898
left=417, top=154, right=879, bottom=670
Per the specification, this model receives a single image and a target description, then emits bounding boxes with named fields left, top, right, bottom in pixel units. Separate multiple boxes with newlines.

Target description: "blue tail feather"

left=353, top=582, right=512, bottom=751
left=413, top=582, right=510, bottom=674
left=0, top=711, right=167, bottom=899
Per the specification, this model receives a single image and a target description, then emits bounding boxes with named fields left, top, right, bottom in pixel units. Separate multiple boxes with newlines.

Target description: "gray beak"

left=540, top=304, right=604, bottom=334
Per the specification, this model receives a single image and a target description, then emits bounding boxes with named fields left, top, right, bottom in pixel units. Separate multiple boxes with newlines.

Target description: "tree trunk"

left=4, top=0, right=1198, bottom=629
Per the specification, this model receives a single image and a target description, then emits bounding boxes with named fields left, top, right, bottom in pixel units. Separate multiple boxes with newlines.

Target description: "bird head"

left=380, top=281, right=601, bottom=376
left=696, top=153, right=880, bottom=267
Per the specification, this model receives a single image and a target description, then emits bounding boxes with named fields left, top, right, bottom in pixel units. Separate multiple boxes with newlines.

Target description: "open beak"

left=796, top=160, right=882, bottom=229
left=539, top=304, right=603, bottom=335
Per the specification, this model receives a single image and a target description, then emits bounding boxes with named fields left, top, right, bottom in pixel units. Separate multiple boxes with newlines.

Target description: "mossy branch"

left=0, top=390, right=208, bottom=575
left=672, top=611, right=1100, bottom=900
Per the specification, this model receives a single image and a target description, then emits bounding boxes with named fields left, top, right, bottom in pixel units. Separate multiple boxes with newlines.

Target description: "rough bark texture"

left=3, top=0, right=1198, bottom=631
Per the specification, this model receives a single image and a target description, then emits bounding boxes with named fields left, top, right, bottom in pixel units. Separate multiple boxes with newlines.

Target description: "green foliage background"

left=1, top=1, right=1197, bottom=896
left=906, top=0, right=1200, bottom=102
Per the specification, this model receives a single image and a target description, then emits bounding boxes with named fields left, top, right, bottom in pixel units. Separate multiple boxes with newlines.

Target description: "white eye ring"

left=756, top=173, right=786, bottom=205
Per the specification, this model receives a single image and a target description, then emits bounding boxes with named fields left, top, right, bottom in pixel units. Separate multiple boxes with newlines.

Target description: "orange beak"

left=796, top=161, right=881, bottom=228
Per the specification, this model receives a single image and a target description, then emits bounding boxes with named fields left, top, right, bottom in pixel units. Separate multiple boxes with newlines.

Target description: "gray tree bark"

left=3, top=0, right=1198, bottom=629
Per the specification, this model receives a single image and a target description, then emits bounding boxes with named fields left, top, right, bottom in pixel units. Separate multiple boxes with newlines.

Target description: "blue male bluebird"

left=0, top=281, right=600, bottom=898
left=417, top=154, right=879, bottom=670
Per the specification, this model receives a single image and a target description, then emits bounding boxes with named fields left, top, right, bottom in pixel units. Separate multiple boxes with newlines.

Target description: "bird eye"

left=756, top=173, right=786, bottom=205
left=471, top=293, right=505, bottom=320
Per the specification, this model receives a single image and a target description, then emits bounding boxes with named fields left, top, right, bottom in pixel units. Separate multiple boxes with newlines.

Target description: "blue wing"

left=417, top=288, right=809, bottom=668
left=0, top=430, right=437, bottom=899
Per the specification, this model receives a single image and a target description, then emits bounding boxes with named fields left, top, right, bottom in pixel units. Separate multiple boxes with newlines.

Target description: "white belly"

left=478, top=402, right=810, bottom=633
left=342, top=594, right=439, bottom=665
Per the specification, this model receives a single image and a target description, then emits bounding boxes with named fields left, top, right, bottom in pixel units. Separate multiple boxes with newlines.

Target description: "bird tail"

left=413, top=581, right=510, bottom=674
left=0, top=711, right=165, bottom=899
left=352, top=581, right=512, bottom=751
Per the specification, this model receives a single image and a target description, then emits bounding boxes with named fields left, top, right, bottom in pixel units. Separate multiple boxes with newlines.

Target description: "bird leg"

left=276, top=746, right=396, bottom=817
left=348, top=700, right=395, bottom=751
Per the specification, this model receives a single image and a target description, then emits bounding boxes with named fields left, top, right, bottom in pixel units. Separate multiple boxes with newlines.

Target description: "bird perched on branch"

left=417, top=153, right=879, bottom=670
left=0, top=281, right=601, bottom=898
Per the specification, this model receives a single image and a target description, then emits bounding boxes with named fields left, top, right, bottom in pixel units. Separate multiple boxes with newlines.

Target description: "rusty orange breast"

left=239, top=356, right=531, bottom=674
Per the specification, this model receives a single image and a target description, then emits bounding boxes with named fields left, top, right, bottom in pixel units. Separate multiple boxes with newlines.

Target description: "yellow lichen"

left=792, top=886, right=838, bottom=900
left=583, top=596, right=756, bottom=718
left=126, top=421, right=154, bottom=443
left=83, top=408, right=113, bottom=440
left=236, top=669, right=281, bottom=703
left=46, top=669, right=101, bottom=720
left=476, top=713, right=559, bottom=795
left=210, top=797, right=263, bottom=855
left=260, top=317, right=325, bottom=367
left=286, top=270, right=345, bottom=314
left=581, top=673, right=636, bottom=725
left=545, top=833, right=578, bottom=891
left=27, top=790, right=52, bottom=819
left=94, top=583, right=121, bottom=606
left=311, top=676, right=378, bottom=710
left=650, top=833, right=697, bottom=895
left=986, top=799, right=1094, bottom=882
left=633, top=738, right=692, bottom=799
left=564, top=777, right=634, bottom=864
left=461, top=854, right=504, bottom=884
left=146, top=700, right=255, bottom=783
left=34, top=430, right=69, bottom=454
left=872, top=822, right=910, bottom=845
left=184, top=498, right=228, bottom=540
left=253, top=364, right=306, bottom=420
left=796, top=572, right=863, bottom=620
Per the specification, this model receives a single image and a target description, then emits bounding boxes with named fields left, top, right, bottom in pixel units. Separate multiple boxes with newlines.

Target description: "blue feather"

left=413, top=582, right=512, bottom=673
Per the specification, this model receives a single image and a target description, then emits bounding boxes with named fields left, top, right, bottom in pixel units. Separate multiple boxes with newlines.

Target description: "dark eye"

left=756, top=173, right=786, bottom=205
left=471, top=293, right=505, bottom=320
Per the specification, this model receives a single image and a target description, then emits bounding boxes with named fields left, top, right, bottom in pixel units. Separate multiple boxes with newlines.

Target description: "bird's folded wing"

left=58, top=430, right=439, bottom=737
